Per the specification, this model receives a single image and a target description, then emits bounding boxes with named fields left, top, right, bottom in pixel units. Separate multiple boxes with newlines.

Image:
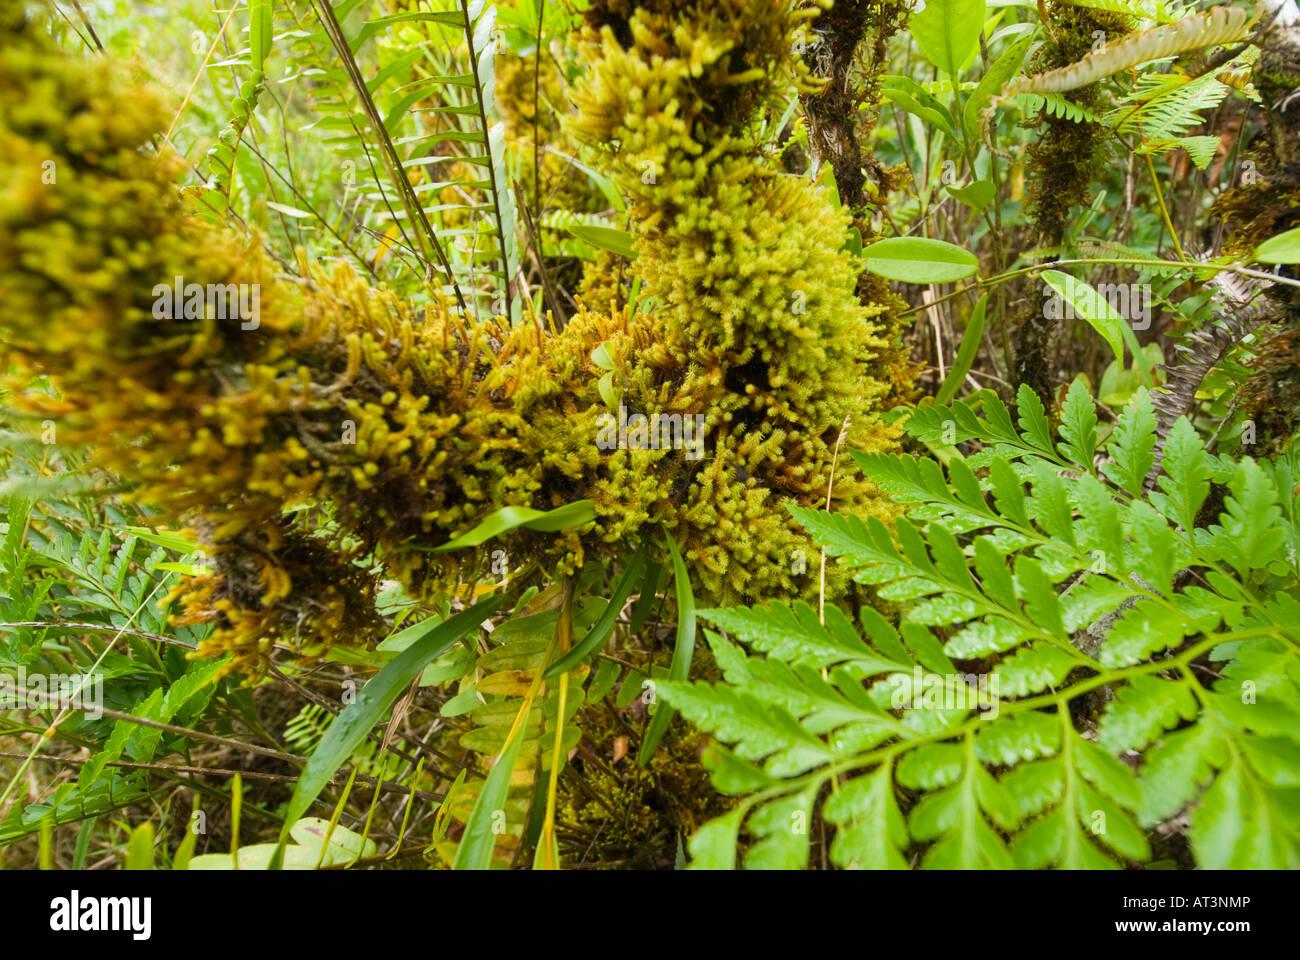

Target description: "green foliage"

left=662, top=386, right=1300, bottom=868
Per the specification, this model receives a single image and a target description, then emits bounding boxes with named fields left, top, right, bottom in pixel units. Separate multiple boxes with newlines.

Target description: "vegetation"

left=0, top=0, right=1297, bottom=871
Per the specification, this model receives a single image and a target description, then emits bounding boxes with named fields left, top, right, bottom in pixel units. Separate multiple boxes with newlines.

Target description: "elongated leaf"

left=936, top=293, right=987, bottom=405
left=638, top=531, right=697, bottom=764
left=426, top=500, right=596, bottom=552
left=911, top=0, right=986, bottom=77
left=862, top=237, right=979, bottom=284
left=567, top=224, right=637, bottom=259
left=1253, top=227, right=1300, bottom=265
left=545, top=540, right=649, bottom=678
left=453, top=717, right=525, bottom=870
left=271, top=595, right=503, bottom=868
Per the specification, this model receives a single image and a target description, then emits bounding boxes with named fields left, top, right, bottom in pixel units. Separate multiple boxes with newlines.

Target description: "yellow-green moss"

left=0, top=1, right=909, bottom=673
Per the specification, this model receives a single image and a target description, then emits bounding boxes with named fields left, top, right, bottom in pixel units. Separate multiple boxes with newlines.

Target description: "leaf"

left=947, top=179, right=995, bottom=211
left=1253, top=226, right=1300, bottom=265
left=935, top=293, right=987, bottom=405
left=272, top=595, right=503, bottom=868
left=125, top=822, right=154, bottom=870
left=860, top=237, right=980, bottom=284
left=1099, top=676, right=1197, bottom=753
left=911, top=0, right=986, bottom=77
left=1057, top=378, right=1098, bottom=469
left=545, top=541, right=648, bottom=678
left=639, top=531, right=697, bottom=764
left=566, top=224, right=637, bottom=259
left=824, top=763, right=910, bottom=868
left=881, top=76, right=958, bottom=139
left=1099, top=390, right=1157, bottom=495
left=1190, top=756, right=1300, bottom=868
left=703, top=600, right=903, bottom=673
left=1153, top=417, right=1210, bottom=531
left=963, top=32, right=1034, bottom=140
left=426, top=500, right=596, bottom=552
left=265, top=201, right=314, bottom=219
left=1042, top=270, right=1126, bottom=364
left=453, top=715, right=526, bottom=871
left=656, top=681, right=834, bottom=777
left=1098, top=599, right=1188, bottom=668
left=1202, top=459, right=1287, bottom=575
left=687, top=809, right=742, bottom=869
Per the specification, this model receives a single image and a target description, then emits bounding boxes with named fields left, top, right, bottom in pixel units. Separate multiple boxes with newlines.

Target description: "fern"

left=1108, top=71, right=1230, bottom=138
left=1015, top=92, right=1107, bottom=125
left=661, top=384, right=1300, bottom=869
left=1009, top=6, right=1255, bottom=96
left=1062, top=0, right=1190, bottom=24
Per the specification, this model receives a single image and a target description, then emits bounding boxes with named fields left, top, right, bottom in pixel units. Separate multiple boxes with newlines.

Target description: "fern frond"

left=664, top=385, right=1300, bottom=869
left=1109, top=72, right=1230, bottom=138
left=1062, top=0, right=1184, bottom=24
left=1008, top=6, right=1254, bottom=96
left=1016, top=92, right=1107, bottom=124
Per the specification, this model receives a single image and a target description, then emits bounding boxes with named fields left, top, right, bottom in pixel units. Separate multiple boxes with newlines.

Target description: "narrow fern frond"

left=1015, top=92, right=1107, bottom=124
left=1008, top=6, right=1255, bottom=96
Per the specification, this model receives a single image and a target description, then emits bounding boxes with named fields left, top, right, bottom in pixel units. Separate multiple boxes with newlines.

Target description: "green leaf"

left=935, top=293, right=987, bottom=405
left=881, top=75, right=958, bottom=138
left=638, top=531, right=696, bottom=764
left=687, top=809, right=742, bottom=869
left=824, top=763, right=910, bottom=868
left=125, top=822, right=154, bottom=870
left=566, top=224, right=637, bottom=259
left=1015, top=555, right=1065, bottom=635
left=545, top=540, right=648, bottom=678
left=946, top=179, right=995, bottom=211
left=743, top=788, right=817, bottom=869
left=1253, top=226, right=1300, bottom=264
left=1042, top=270, right=1126, bottom=364
left=655, top=681, right=834, bottom=777
left=1057, top=378, right=1098, bottom=469
left=1099, top=391, right=1157, bottom=496
left=703, top=600, right=903, bottom=673
left=910, top=0, right=986, bottom=77
left=265, top=201, right=313, bottom=219
left=976, top=711, right=1061, bottom=767
left=1099, top=676, right=1197, bottom=753
left=272, top=595, right=503, bottom=868
left=1190, top=756, right=1300, bottom=868
left=1202, top=459, right=1287, bottom=575
left=453, top=718, right=526, bottom=870
left=1153, top=417, right=1210, bottom=531
left=1098, top=599, right=1189, bottom=668
left=425, top=500, right=596, bottom=552
left=861, top=237, right=979, bottom=284
left=1015, top=384, right=1054, bottom=453
left=993, top=643, right=1080, bottom=697
left=963, top=32, right=1034, bottom=141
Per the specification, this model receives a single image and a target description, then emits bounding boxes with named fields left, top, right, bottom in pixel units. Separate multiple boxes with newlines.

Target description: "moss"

left=0, top=1, right=911, bottom=673
left=1023, top=5, right=1132, bottom=247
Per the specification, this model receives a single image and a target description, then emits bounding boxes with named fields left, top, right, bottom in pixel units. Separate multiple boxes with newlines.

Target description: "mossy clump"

left=568, top=0, right=904, bottom=599
left=0, top=1, right=910, bottom=673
